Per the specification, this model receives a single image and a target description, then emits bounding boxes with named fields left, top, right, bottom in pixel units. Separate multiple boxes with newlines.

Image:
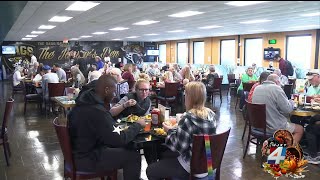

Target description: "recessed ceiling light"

left=225, top=1, right=269, bottom=6
left=31, top=31, right=45, bottom=34
left=109, top=27, right=129, bottom=31
left=145, top=33, right=159, bottom=36
left=167, top=30, right=186, bottom=33
left=80, top=35, right=92, bottom=38
left=301, top=12, right=320, bottom=17
left=126, top=36, right=140, bottom=39
left=289, top=24, right=319, bottom=28
left=38, top=25, right=56, bottom=29
left=21, top=38, right=32, bottom=40
left=66, top=1, right=100, bottom=11
left=26, top=35, right=38, bottom=38
left=239, top=19, right=272, bottom=24
left=69, top=38, right=80, bottom=40
left=92, top=32, right=108, bottom=35
left=49, top=16, right=73, bottom=22
left=133, top=20, right=160, bottom=25
left=198, top=25, right=223, bottom=29
left=112, top=39, right=122, bottom=41
left=168, top=11, right=204, bottom=18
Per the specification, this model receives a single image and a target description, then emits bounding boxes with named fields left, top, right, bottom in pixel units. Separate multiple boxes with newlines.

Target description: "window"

left=159, top=44, right=166, bottom=63
left=286, top=35, right=312, bottom=69
left=220, top=39, right=236, bottom=66
left=193, top=41, right=204, bottom=64
left=177, top=42, right=188, bottom=64
left=244, top=38, right=263, bottom=66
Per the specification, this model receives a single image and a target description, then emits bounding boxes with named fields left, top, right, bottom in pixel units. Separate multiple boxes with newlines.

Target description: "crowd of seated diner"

left=10, top=52, right=320, bottom=179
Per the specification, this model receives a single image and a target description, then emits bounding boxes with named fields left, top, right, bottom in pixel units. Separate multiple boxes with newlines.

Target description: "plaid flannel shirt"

left=165, top=109, right=217, bottom=173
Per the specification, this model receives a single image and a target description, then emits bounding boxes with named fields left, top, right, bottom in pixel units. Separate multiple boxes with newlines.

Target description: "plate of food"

left=273, top=129, right=294, bottom=147
left=151, top=127, right=167, bottom=137
left=123, top=114, right=140, bottom=123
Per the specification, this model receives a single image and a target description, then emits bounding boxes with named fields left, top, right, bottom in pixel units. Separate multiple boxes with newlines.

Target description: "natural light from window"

left=245, top=38, right=263, bottom=66
left=220, top=40, right=236, bottom=66
left=287, top=35, right=312, bottom=69
left=177, top=42, right=188, bottom=64
left=159, top=44, right=166, bottom=63
left=193, top=41, right=204, bottom=64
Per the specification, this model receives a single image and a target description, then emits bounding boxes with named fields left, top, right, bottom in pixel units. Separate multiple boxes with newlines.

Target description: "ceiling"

left=3, top=1, right=320, bottom=42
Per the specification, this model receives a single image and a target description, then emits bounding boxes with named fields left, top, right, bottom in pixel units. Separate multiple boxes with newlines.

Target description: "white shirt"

left=88, top=70, right=102, bottom=83
left=13, top=71, right=25, bottom=86
left=104, top=56, right=111, bottom=62
left=42, top=72, right=59, bottom=100
left=31, top=55, right=37, bottom=65
left=55, top=68, right=67, bottom=82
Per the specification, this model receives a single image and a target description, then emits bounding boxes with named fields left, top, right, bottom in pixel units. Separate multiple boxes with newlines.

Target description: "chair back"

left=243, top=82, right=255, bottom=92
left=1, top=98, right=14, bottom=138
left=246, top=101, right=267, bottom=132
left=190, top=128, right=231, bottom=180
left=48, top=83, right=65, bottom=97
left=227, top=74, right=235, bottom=80
left=288, top=78, right=296, bottom=86
left=283, top=84, right=293, bottom=99
left=213, top=78, right=223, bottom=90
left=53, top=117, right=76, bottom=174
left=164, top=82, right=180, bottom=97
left=116, top=80, right=128, bottom=100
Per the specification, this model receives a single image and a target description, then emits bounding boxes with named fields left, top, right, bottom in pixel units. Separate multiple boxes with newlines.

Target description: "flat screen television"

left=147, top=49, right=159, bottom=56
left=2, top=46, right=16, bottom=55
left=264, top=48, right=280, bottom=60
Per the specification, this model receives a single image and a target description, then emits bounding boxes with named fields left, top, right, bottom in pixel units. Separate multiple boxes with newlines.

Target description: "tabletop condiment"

left=151, top=108, right=161, bottom=127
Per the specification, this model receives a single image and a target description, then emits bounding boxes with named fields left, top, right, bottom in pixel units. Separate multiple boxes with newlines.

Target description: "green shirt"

left=237, top=73, right=258, bottom=92
left=306, top=86, right=320, bottom=96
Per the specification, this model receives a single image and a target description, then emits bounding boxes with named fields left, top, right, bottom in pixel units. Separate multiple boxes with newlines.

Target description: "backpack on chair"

left=285, top=60, right=294, bottom=76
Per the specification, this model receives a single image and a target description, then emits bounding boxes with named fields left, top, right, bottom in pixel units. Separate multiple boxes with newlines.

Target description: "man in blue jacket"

left=68, top=74, right=145, bottom=180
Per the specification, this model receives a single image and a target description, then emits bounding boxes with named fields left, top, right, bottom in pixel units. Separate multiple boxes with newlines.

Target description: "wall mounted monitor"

left=264, top=48, right=280, bottom=60
left=1, top=46, right=16, bottom=55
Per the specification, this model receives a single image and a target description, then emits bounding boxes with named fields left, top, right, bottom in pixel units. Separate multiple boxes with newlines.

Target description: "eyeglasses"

left=138, top=89, right=150, bottom=92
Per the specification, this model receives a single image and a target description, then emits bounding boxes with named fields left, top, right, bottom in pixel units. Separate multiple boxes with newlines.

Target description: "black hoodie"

left=68, top=87, right=142, bottom=161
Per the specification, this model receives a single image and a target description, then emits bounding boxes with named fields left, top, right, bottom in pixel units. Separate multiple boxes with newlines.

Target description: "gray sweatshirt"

left=252, top=81, right=294, bottom=133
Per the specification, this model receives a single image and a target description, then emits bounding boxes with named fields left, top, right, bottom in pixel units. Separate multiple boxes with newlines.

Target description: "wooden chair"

left=21, top=81, right=42, bottom=115
left=243, top=102, right=273, bottom=166
left=288, top=78, right=296, bottom=92
left=157, top=82, right=180, bottom=108
left=1, top=98, right=14, bottom=166
left=227, top=74, right=237, bottom=97
left=235, top=82, right=255, bottom=109
left=190, top=128, right=231, bottom=180
left=241, top=104, right=248, bottom=140
left=207, top=78, right=223, bottom=103
left=11, top=81, right=24, bottom=98
left=284, top=84, right=293, bottom=99
left=45, top=83, right=65, bottom=117
left=53, top=117, right=118, bottom=180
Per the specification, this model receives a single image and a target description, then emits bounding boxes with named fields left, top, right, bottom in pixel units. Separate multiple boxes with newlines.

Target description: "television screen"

left=147, top=49, right=159, bottom=56
left=264, top=48, right=280, bottom=60
left=2, top=46, right=16, bottom=55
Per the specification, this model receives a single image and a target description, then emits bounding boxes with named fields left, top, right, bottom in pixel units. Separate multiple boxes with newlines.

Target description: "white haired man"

left=273, top=69, right=288, bottom=87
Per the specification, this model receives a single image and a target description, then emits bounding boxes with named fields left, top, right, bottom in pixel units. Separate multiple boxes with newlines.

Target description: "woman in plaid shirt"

left=147, top=81, right=217, bottom=180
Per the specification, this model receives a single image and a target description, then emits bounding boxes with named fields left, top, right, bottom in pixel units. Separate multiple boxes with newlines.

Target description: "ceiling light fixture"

left=69, top=38, right=80, bottom=40
left=80, top=35, right=92, bottom=38
left=145, top=33, right=159, bottom=36
left=49, top=16, right=73, bottom=22
left=38, top=25, right=56, bottom=29
left=112, top=39, right=122, bottom=41
left=31, top=31, right=46, bottom=34
left=92, top=32, right=108, bottom=35
left=225, top=1, right=269, bottom=6
left=301, top=12, right=320, bottom=17
left=167, top=30, right=186, bottom=33
left=126, top=36, right=140, bottom=39
left=66, top=1, right=100, bottom=11
left=198, top=25, right=223, bottom=29
left=21, top=38, right=32, bottom=40
left=26, top=35, right=38, bottom=38
left=109, top=27, right=129, bottom=31
left=133, top=20, right=160, bottom=25
left=239, top=19, right=272, bottom=24
left=168, top=11, right=204, bottom=18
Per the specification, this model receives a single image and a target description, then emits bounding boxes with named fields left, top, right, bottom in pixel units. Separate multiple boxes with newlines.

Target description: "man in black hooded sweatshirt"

left=68, top=74, right=146, bottom=180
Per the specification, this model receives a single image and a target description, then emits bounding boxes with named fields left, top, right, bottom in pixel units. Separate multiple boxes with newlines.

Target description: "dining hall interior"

left=0, top=1, right=320, bottom=180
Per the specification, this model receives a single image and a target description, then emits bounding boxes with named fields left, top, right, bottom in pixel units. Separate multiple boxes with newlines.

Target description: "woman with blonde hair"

left=147, top=81, right=217, bottom=180
left=110, top=78, right=151, bottom=118
left=180, top=66, right=195, bottom=82
left=138, top=73, right=150, bottom=82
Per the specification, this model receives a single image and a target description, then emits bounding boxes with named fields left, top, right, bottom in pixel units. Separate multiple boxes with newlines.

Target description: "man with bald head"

left=68, top=74, right=145, bottom=180
left=252, top=74, right=304, bottom=144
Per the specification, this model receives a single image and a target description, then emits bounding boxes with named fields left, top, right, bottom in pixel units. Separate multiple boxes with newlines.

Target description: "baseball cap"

left=306, top=70, right=320, bottom=80
left=43, top=65, right=51, bottom=70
